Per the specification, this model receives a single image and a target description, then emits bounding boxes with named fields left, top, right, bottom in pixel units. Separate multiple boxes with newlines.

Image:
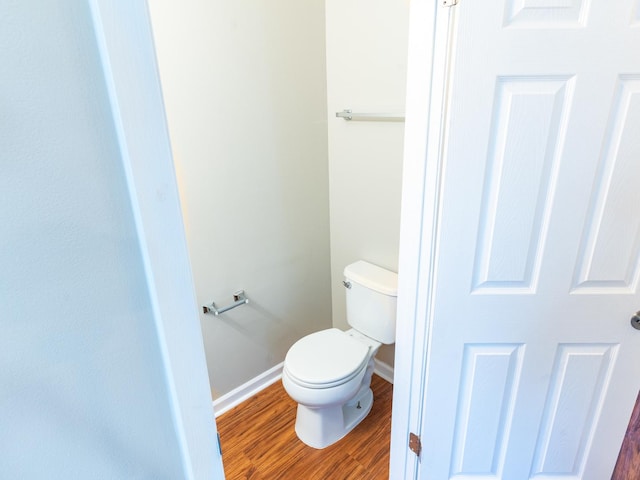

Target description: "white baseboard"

left=213, top=358, right=394, bottom=418
left=213, top=362, right=284, bottom=418
left=374, top=359, right=394, bottom=384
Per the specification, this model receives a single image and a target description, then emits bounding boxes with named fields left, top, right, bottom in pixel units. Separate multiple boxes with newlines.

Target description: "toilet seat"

left=284, top=328, right=370, bottom=389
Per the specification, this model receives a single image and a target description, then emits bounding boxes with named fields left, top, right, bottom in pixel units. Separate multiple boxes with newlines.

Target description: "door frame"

left=89, top=1, right=225, bottom=478
left=389, top=1, right=468, bottom=478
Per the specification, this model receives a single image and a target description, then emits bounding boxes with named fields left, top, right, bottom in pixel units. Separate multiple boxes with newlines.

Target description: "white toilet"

left=282, top=260, right=397, bottom=449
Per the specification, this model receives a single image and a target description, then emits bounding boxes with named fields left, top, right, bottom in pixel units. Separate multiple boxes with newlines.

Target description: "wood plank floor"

left=217, top=374, right=392, bottom=480
left=612, top=391, right=640, bottom=480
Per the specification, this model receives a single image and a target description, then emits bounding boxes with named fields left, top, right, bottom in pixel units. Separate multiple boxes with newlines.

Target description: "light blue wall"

left=0, top=2, right=186, bottom=478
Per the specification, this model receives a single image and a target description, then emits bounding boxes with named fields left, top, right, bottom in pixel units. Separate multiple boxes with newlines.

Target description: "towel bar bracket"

left=203, top=290, right=249, bottom=316
left=335, top=109, right=405, bottom=122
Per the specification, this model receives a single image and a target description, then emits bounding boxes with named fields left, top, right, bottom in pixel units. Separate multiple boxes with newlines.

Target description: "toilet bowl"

left=282, top=260, right=398, bottom=449
left=282, top=328, right=381, bottom=449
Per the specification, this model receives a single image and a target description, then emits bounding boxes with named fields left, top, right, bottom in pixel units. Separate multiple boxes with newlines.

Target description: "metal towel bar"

left=202, top=290, right=249, bottom=316
left=336, top=109, right=405, bottom=122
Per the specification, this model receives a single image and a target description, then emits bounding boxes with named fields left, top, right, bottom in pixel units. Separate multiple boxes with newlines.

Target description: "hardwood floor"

left=612, top=391, right=640, bottom=480
left=216, top=374, right=393, bottom=480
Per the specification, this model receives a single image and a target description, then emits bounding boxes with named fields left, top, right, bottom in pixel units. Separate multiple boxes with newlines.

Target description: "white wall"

left=326, top=0, right=410, bottom=366
left=148, top=0, right=332, bottom=398
left=0, top=2, right=195, bottom=477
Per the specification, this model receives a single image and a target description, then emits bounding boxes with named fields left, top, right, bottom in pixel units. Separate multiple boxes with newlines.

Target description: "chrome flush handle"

left=342, top=280, right=351, bottom=289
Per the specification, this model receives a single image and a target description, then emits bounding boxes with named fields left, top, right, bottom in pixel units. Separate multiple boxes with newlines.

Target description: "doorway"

left=147, top=0, right=408, bottom=411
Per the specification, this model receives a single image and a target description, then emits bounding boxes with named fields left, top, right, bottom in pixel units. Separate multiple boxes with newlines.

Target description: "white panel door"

left=416, top=0, right=640, bottom=478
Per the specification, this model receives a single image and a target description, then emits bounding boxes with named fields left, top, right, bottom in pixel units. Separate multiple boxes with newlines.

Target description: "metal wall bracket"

left=336, top=109, right=405, bottom=122
left=203, top=290, right=249, bottom=316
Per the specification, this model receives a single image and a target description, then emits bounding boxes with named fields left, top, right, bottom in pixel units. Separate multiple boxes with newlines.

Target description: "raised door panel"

left=530, top=344, right=618, bottom=477
left=450, top=344, right=524, bottom=479
left=573, top=77, right=640, bottom=294
left=472, top=77, right=573, bottom=294
left=504, top=0, right=591, bottom=28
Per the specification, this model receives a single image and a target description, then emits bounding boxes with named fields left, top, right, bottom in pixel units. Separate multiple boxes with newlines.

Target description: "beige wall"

left=325, top=0, right=409, bottom=366
left=148, top=0, right=332, bottom=398
left=148, top=0, right=409, bottom=397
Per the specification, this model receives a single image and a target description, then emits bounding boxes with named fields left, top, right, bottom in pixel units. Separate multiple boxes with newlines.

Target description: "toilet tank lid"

left=344, top=261, right=398, bottom=296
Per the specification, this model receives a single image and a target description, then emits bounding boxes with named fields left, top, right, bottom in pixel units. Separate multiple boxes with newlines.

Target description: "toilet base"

left=294, top=385, right=374, bottom=449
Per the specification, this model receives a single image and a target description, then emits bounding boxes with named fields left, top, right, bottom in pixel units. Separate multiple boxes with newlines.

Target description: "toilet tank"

left=344, top=261, right=398, bottom=345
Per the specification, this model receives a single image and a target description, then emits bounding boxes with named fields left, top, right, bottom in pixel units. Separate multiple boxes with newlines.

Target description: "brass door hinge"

left=409, top=432, right=422, bottom=457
